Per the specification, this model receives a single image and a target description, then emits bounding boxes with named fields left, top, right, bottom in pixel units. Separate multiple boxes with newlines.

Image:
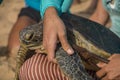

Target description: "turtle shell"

left=60, top=13, right=120, bottom=70
left=61, top=13, right=120, bottom=54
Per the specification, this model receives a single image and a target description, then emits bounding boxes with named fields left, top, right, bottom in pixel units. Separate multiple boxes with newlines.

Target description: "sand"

left=0, top=0, right=24, bottom=80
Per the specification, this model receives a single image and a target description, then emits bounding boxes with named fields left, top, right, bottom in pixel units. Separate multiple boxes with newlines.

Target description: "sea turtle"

left=14, top=13, right=120, bottom=80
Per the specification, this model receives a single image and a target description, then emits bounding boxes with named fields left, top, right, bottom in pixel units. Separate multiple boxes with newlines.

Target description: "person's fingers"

left=100, top=72, right=120, bottom=80
left=101, top=72, right=118, bottom=80
left=101, top=75, right=109, bottom=80
left=97, top=62, right=107, bottom=68
left=115, top=76, right=120, bottom=80
left=46, top=33, right=57, bottom=61
left=106, top=71, right=120, bottom=80
left=108, top=54, right=119, bottom=60
left=43, top=26, right=47, bottom=50
left=96, top=67, right=107, bottom=78
left=43, top=38, right=47, bottom=49
left=56, top=19, right=74, bottom=55
left=47, top=44, right=56, bottom=61
left=98, top=69, right=119, bottom=80
left=58, top=32, right=74, bottom=55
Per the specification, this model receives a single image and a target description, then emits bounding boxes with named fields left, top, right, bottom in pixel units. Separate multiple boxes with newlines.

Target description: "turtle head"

left=19, top=23, right=43, bottom=50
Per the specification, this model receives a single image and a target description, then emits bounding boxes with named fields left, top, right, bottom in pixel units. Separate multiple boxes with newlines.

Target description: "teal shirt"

left=102, top=0, right=120, bottom=38
left=25, top=0, right=40, bottom=11
left=25, top=0, right=73, bottom=18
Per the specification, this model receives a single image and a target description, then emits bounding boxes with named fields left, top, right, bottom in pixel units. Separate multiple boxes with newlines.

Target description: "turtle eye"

left=33, top=39, right=39, bottom=43
left=24, top=31, right=34, bottom=41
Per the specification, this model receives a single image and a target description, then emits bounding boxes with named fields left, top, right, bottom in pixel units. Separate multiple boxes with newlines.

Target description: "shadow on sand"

left=0, top=46, right=8, bottom=57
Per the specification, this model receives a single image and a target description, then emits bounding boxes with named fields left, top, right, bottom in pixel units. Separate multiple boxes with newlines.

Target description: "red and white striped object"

left=19, top=53, right=99, bottom=80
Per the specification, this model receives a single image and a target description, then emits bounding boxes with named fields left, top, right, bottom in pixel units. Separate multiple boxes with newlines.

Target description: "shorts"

left=18, top=7, right=41, bottom=23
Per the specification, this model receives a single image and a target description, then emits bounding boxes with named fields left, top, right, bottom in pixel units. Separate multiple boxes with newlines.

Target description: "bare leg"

left=86, top=0, right=98, bottom=13
left=73, top=0, right=81, bottom=5
left=8, top=16, right=37, bottom=58
left=71, top=0, right=98, bottom=14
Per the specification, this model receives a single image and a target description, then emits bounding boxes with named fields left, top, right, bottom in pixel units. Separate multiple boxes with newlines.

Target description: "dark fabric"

left=18, top=7, right=41, bottom=22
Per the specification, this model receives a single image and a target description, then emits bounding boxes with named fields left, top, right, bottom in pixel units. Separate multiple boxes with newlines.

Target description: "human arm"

left=89, top=0, right=109, bottom=25
left=40, top=0, right=74, bottom=61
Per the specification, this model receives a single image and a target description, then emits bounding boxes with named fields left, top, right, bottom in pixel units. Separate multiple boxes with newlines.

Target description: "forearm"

left=90, top=11, right=109, bottom=25
left=44, top=7, right=59, bottom=20
left=40, top=0, right=73, bottom=18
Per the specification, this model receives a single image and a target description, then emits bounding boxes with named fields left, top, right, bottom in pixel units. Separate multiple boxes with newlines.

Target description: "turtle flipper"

left=14, top=45, right=28, bottom=80
left=56, top=47, right=93, bottom=80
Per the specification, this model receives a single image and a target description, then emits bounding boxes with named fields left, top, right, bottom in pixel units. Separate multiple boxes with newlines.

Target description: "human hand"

left=43, top=7, right=74, bottom=61
left=96, top=54, right=120, bottom=80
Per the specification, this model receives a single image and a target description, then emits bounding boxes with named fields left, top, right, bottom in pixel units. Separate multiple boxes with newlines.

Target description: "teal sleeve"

left=40, top=0, right=73, bottom=19
left=61, top=0, right=73, bottom=12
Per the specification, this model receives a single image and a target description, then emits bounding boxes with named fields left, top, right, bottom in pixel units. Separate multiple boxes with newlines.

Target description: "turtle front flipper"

left=56, top=47, right=93, bottom=80
left=14, top=45, right=28, bottom=80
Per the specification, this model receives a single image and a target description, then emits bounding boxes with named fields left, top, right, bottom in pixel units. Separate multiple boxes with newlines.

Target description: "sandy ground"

left=0, top=0, right=24, bottom=80
left=0, top=0, right=96, bottom=80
